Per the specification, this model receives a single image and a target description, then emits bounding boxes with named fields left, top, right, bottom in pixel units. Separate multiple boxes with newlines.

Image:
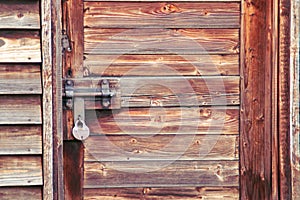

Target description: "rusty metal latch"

left=63, top=79, right=116, bottom=109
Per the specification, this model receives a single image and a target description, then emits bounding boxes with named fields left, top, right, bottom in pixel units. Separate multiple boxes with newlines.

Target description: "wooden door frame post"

left=241, top=0, right=294, bottom=199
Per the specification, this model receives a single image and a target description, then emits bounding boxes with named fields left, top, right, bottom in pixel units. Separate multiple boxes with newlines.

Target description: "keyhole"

left=77, top=120, right=83, bottom=128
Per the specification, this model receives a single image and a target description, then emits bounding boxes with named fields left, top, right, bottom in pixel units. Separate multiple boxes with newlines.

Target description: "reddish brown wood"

left=240, top=0, right=274, bottom=199
left=63, top=141, right=83, bottom=200
left=84, top=2, right=240, bottom=28
left=63, top=0, right=84, bottom=139
left=278, top=0, right=292, bottom=199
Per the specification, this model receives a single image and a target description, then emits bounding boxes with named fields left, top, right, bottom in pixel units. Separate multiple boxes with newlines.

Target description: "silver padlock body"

left=72, top=120, right=90, bottom=140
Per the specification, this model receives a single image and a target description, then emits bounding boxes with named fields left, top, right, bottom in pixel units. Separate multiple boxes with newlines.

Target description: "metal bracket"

left=63, top=79, right=116, bottom=109
left=62, top=31, right=72, bottom=53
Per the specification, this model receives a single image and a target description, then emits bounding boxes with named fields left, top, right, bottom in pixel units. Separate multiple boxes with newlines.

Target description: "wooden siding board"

left=84, top=28, right=239, bottom=55
left=83, top=54, right=239, bottom=76
left=86, top=107, right=239, bottom=135
left=0, top=31, right=41, bottom=63
left=84, top=2, right=240, bottom=29
left=0, top=64, right=42, bottom=94
left=0, top=126, right=42, bottom=155
left=84, top=160, right=239, bottom=188
left=0, top=0, right=40, bottom=29
left=84, top=187, right=239, bottom=200
left=240, top=0, right=273, bottom=199
left=0, top=187, right=42, bottom=200
left=0, top=156, right=43, bottom=186
left=278, top=0, right=292, bottom=198
left=0, top=95, right=41, bottom=124
left=84, top=135, right=239, bottom=161
left=291, top=0, right=300, bottom=199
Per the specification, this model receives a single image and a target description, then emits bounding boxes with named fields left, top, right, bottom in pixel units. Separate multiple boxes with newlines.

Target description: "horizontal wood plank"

left=0, top=126, right=42, bottom=155
left=73, top=76, right=239, bottom=107
left=84, top=135, right=239, bottom=161
left=86, top=0, right=241, bottom=2
left=0, top=187, right=42, bottom=200
left=84, top=54, right=239, bottom=76
left=0, top=156, right=43, bottom=186
left=0, top=95, right=42, bottom=124
left=84, top=160, right=239, bottom=188
left=0, top=64, right=42, bottom=94
left=0, top=0, right=40, bottom=29
left=0, top=31, right=41, bottom=62
left=85, top=107, right=239, bottom=135
left=84, top=29, right=239, bottom=55
left=84, top=2, right=240, bottom=28
left=84, top=187, right=239, bottom=200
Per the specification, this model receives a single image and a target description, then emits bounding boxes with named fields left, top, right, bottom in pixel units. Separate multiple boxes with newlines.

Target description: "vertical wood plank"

left=240, top=0, right=274, bottom=199
left=52, top=0, right=64, bottom=199
left=64, top=141, right=84, bottom=200
left=278, top=0, right=292, bottom=199
left=63, top=0, right=84, bottom=140
left=271, top=0, right=279, bottom=199
left=41, top=0, right=53, bottom=199
left=291, top=1, right=300, bottom=199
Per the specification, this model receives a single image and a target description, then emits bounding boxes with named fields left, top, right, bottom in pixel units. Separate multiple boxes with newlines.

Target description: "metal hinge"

left=61, top=31, right=72, bottom=53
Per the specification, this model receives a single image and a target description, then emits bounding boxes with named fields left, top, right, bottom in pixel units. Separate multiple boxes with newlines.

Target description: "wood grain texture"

left=0, top=156, right=43, bottom=186
left=84, top=135, right=239, bottom=161
left=76, top=76, right=239, bottom=107
left=84, top=160, right=239, bottom=188
left=0, top=64, right=42, bottom=94
left=0, top=126, right=42, bottom=155
left=0, top=0, right=40, bottom=29
left=84, top=2, right=240, bottom=28
left=0, top=187, right=42, bottom=200
left=41, top=0, right=54, bottom=198
left=291, top=1, right=300, bottom=199
left=84, top=54, right=239, bottom=76
left=86, top=0, right=241, bottom=1
left=278, top=0, right=292, bottom=198
left=86, top=107, right=239, bottom=135
left=84, top=187, right=239, bottom=199
left=0, top=31, right=41, bottom=62
left=64, top=141, right=84, bottom=200
left=240, top=0, right=273, bottom=199
left=84, top=29, right=239, bottom=55
left=0, top=95, right=41, bottom=124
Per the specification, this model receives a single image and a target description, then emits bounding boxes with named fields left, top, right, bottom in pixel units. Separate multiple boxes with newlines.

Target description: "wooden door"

left=61, top=0, right=278, bottom=199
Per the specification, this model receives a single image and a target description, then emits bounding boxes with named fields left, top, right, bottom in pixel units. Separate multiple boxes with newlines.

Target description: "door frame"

left=45, top=0, right=298, bottom=199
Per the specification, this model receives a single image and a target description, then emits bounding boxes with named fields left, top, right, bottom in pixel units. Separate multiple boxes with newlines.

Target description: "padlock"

left=72, top=118, right=90, bottom=140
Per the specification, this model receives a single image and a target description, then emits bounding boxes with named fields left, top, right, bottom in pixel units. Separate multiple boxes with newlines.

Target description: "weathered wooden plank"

left=0, top=95, right=42, bottom=124
left=84, top=187, right=239, bottom=200
left=0, top=126, right=42, bottom=155
left=85, top=107, right=239, bottom=135
left=291, top=0, right=300, bottom=199
left=75, top=76, right=239, bottom=107
left=0, top=0, right=40, bottom=29
left=84, top=2, right=240, bottom=29
left=64, top=141, right=84, bottom=200
left=0, top=31, right=41, bottom=63
left=84, top=135, right=239, bottom=161
left=84, top=54, right=239, bottom=76
left=86, top=0, right=241, bottom=2
left=0, top=187, right=42, bottom=200
left=0, top=64, right=42, bottom=94
left=84, top=160, right=239, bottom=188
left=0, top=156, right=43, bottom=186
left=84, top=29, right=239, bottom=55
left=121, top=77, right=239, bottom=106
left=278, top=0, right=292, bottom=198
left=240, top=0, right=273, bottom=199
left=41, top=0, right=54, bottom=198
